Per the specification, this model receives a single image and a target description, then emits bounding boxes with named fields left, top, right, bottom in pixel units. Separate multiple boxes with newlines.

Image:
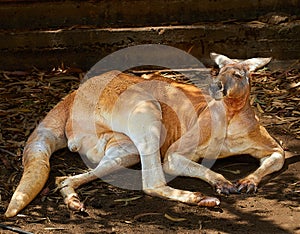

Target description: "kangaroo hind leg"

left=56, top=133, right=140, bottom=211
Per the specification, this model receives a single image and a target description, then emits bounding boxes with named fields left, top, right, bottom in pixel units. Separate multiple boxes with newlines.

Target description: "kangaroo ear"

left=241, top=57, right=272, bottom=72
left=210, top=52, right=234, bottom=68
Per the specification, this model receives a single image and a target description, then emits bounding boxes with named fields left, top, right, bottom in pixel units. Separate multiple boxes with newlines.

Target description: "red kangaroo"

left=5, top=53, right=284, bottom=217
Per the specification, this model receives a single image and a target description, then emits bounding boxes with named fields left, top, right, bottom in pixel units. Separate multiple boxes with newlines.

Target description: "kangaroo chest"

left=190, top=104, right=258, bottom=161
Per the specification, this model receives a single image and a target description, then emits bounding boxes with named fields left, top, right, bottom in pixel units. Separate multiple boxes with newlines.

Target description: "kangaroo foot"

left=236, top=178, right=258, bottom=193
left=55, top=176, right=85, bottom=211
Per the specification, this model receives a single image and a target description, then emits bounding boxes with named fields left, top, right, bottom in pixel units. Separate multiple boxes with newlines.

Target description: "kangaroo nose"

left=216, top=81, right=223, bottom=90
left=209, top=81, right=223, bottom=92
left=209, top=81, right=224, bottom=100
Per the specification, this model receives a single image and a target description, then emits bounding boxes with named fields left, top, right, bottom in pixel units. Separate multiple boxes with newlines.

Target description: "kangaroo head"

left=209, top=53, right=271, bottom=103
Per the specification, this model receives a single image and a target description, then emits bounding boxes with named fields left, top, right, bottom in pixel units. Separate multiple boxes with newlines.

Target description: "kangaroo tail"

left=4, top=93, right=75, bottom=217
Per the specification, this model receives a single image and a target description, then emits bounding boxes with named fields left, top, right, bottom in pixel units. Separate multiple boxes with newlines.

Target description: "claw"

left=246, top=184, right=257, bottom=193
left=216, top=188, right=222, bottom=194
left=229, top=187, right=240, bottom=194
left=237, top=184, right=247, bottom=193
left=236, top=179, right=258, bottom=194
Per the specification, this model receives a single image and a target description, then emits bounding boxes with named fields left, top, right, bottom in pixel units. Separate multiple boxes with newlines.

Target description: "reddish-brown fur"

left=5, top=54, right=284, bottom=218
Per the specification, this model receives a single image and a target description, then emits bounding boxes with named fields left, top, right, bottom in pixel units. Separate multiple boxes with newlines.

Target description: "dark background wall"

left=0, top=0, right=299, bottom=70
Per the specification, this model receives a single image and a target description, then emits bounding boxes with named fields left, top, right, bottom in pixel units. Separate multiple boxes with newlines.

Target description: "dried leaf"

left=220, top=168, right=241, bottom=175
left=256, top=103, right=264, bottom=113
left=114, top=195, right=143, bottom=206
left=164, top=213, right=187, bottom=222
left=114, top=196, right=143, bottom=202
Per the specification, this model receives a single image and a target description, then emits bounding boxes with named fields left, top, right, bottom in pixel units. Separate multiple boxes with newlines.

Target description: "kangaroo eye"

left=234, top=72, right=243, bottom=79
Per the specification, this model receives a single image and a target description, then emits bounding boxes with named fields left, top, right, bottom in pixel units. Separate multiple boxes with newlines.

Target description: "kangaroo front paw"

left=236, top=178, right=258, bottom=193
left=214, top=181, right=239, bottom=195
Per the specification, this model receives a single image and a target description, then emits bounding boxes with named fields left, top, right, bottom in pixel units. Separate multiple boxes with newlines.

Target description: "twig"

left=0, top=148, right=17, bottom=157
left=0, top=224, right=33, bottom=234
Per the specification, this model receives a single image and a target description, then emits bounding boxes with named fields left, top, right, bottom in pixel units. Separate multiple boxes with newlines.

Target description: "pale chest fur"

left=219, top=115, right=259, bottom=158
left=190, top=103, right=259, bottom=161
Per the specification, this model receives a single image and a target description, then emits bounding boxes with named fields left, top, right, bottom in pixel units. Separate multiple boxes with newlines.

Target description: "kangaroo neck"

left=223, top=96, right=250, bottom=120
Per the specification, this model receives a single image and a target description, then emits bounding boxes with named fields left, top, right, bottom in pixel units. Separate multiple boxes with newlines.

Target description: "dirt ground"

left=0, top=67, right=299, bottom=234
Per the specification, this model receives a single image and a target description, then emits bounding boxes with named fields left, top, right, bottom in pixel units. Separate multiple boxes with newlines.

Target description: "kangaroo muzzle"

left=209, top=81, right=225, bottom=100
